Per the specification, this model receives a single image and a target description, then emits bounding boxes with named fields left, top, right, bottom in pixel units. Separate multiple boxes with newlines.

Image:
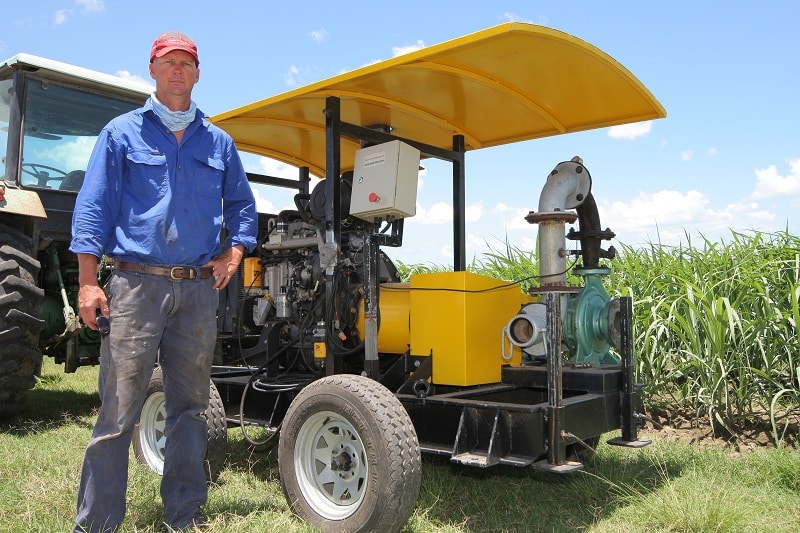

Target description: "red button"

left=368, top=192, right=379, bottom=203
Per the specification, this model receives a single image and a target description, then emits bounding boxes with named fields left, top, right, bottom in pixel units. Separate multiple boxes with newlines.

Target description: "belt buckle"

left=170, top=266, right=196, bottom=280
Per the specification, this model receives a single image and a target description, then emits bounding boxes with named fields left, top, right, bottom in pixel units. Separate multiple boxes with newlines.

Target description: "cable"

left=562, top=431, right=596, bottom=455
left=238, top=339, right=297, bottom=446
left=381, top=262, right=579, bottom=294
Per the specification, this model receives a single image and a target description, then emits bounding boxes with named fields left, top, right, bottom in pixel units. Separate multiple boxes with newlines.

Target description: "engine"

left=229, top=175, right=401, bottom=375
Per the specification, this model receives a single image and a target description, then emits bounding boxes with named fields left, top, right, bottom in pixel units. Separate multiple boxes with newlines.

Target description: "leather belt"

left=114, top=260, right=213, bottom=280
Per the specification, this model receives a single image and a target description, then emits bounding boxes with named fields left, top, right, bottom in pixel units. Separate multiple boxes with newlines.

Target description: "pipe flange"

left=566, top=227, right=616, bottom=241
left=525, top=211, right=578, bottom=225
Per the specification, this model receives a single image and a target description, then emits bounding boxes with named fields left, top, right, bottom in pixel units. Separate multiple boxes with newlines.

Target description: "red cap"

left=150, top=32, right=199, bottom=65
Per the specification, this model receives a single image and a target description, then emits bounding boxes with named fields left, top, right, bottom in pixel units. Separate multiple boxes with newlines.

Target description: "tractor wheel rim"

left=294, top=410, right=368, bottom=520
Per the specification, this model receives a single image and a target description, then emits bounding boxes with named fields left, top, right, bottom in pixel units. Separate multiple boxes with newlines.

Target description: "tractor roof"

left=0, top=53, right=152, bottom=99
left=211, top=22, right=666, bottom=177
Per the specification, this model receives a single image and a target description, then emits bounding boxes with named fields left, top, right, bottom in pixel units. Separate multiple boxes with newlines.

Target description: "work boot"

left=161, top=516, right=208, bottom=532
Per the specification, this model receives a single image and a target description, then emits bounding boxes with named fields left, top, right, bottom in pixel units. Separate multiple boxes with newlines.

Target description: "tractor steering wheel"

left=21, top=163, right=69, bottom=188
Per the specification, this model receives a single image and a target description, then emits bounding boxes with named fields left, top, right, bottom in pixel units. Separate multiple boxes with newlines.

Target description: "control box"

left=349, top=140, right=420, bottom=221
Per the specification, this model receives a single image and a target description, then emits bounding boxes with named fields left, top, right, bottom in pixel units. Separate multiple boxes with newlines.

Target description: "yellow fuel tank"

left=356, top=282, right=411, bottom=354
left=409, top=271, right=524, bottom=386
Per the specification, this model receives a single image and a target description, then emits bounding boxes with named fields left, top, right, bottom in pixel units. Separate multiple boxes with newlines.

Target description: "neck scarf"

left=150, top=93, right=197, bottom=132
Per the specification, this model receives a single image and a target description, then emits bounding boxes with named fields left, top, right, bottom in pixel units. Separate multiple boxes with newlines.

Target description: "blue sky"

left=4, top=1, right=798, bottom=266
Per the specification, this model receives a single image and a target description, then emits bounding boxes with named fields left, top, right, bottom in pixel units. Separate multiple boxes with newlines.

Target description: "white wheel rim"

left=138, top=390, right=166, bottom=475
left=294, top=410, right=368, bottom=520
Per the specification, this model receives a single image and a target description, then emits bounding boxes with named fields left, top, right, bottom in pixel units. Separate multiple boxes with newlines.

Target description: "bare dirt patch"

left=642, top=407, right=799, bottom=452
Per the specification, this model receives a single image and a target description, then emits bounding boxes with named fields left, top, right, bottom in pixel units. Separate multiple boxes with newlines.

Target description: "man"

left=70, top=32, right=257, bottom=532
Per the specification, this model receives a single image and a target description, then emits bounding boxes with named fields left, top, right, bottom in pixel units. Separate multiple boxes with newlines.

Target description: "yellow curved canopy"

left=211, top=23, right=665, bottom=178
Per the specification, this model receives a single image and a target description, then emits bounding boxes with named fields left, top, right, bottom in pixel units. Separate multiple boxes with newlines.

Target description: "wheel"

left=278, top=374, right=421, bottom=533
left=0, top=225, right=45, bottom=418
left=133, top=366, right=228, bottom=481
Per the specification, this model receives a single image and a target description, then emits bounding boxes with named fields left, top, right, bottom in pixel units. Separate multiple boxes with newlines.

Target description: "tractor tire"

left=133, top=366, right=228, bottom=482
left=278, top=374, right=421, bottom=533
left=0, top=225, right=45, bottom=419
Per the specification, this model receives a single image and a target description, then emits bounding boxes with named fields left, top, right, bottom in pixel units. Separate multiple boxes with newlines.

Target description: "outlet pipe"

left=525, top=157, right=591, bottom=288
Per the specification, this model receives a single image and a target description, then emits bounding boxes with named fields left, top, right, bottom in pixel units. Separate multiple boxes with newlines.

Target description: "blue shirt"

left=70, top=99, right=257, bottom=266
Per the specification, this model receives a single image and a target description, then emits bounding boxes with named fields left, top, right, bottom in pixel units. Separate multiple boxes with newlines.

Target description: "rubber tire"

left=132, top=366, right=228, bottom=482
left=278, top=374, right=421, bottom=533
left=0, top=225, right=45, bottom=418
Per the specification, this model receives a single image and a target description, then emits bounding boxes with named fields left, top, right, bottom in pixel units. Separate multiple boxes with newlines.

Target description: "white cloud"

left=237, top=155, right=323, bottom=214
left=413, top=201, right=452, bottom=224
left=609, top=189, right=709, bottom=224
left=707, top=147, right=719, bottom=157
left=399, top=170, right=797, bottom=265
left=114, top=70, right=153, bottom=88
left=251, top=187, right=277, bottom=214
left=503, top=12, right=536, bottom=24
left=392, top=40, right=425, bottom=57
left=465, top=203, right=483, bottom=222
left=33, top=136, right=95, bottom=170
left=308, top=27, right=327, bottom=43
left=53, top=1, right=103, bottom=26
left=76, top=0, right=105, bottom=13
left=409, top=201, right=483, bottom=225
left=750, top=158, right=800, bottom=200
left=284, top=65, right=301, bottom=86
left=594, top=188, right=782, bottom=248
left=607, top=121, right=652, bottom=140
left=53, top=10, right=69, bottom=27
left=680, top=150, right=694, bottom=161
left=494, top=204, right=533, bottom=230
left=257, top=156, right=298, bottom=179
left=356, top=40, right=426, bottom=69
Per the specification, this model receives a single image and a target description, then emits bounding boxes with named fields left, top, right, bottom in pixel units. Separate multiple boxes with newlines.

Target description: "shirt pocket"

left=193, top=155, right=224, bottom=198
left=125, top=150, right=168, bottom=199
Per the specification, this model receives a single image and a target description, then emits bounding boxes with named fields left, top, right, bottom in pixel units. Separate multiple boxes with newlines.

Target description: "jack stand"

left=607, top=296, right=651, bottom=448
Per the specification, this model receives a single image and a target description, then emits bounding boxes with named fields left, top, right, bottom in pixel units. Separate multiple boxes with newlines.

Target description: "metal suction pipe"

left=538, top=219, right=570, bottom=286
left=526, top=157, right=591, bottom=287
left=537, top=158, right=590, bottom=213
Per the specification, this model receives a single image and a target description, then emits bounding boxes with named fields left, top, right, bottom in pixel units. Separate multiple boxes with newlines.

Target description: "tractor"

left=0, top=54, right=151, bottom=412
left=1, top=23, right=665, bottom=532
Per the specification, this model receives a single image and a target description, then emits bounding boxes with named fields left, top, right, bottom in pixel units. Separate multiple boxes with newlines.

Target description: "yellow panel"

left=211, top=22, right=665, bottom=178
left=409, top=272, right=523, bottom=386
left=356, top=283, right=411, bottom=354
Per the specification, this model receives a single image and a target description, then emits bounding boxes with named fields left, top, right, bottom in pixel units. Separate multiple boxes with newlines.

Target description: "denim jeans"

left=74, top=270, right=218, bottom=532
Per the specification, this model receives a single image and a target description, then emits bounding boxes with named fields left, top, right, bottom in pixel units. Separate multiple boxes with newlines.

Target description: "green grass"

left=2, top=360, right=799, bottom=532
left=2, top=229, right=799, bottom=531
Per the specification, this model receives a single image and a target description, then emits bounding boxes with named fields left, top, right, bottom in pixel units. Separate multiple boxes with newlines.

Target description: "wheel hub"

left=331, top=445, right=356, bottom=473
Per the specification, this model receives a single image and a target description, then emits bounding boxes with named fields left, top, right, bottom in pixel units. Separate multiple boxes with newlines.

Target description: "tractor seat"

left=59, top=170, right=85, bottom=192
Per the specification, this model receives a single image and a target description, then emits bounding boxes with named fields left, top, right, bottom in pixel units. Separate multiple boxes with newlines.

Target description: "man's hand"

left=76, top=253, right=108, bottom=331
left=78, top=284, right=109, bottom=331
left=206, top=245, right=244, bottom=289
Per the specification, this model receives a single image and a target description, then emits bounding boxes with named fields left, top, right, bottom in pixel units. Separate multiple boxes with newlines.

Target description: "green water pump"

left=506, top=156, right=622, bottom=365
